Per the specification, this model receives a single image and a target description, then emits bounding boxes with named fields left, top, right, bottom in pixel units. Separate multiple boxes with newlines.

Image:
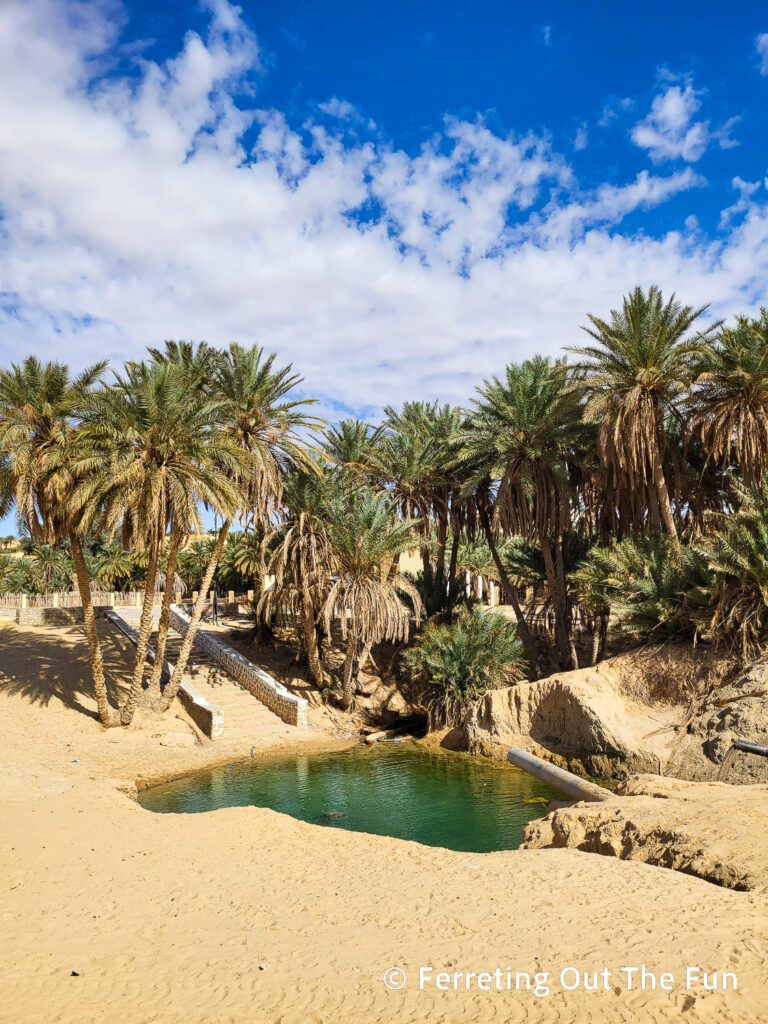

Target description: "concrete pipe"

left=507, top=747, right=613, bottom=802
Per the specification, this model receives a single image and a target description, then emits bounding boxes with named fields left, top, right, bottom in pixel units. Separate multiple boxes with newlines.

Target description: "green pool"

left=139, top=742, right=561, bottom=852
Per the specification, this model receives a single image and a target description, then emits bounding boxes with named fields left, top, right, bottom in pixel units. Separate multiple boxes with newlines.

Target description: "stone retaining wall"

left=170, top=604, right=308, bottom=727
left=105, top=611, right=224, bottom=739
left=16, top=605, right=109, bottom=627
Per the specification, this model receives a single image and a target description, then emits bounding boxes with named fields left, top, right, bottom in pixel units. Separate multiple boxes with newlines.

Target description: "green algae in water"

left=139, top=742, right=562, bottom=852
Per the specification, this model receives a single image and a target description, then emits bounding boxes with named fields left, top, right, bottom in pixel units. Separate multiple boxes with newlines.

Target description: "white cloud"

left=756, top=33, right=768, bottom=75
left=631, top=80, right=711, bottom=162
left=598, top=96, right=634, bottom=128
left=719, top=176, right=764, bottom=228
left=0, top=0, right=767, bottom=430
left=573, top=123, right=588, bottom=151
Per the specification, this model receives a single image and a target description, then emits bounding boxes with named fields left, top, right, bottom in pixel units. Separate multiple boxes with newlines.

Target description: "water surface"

left=139, top=741, right=561, bottom=852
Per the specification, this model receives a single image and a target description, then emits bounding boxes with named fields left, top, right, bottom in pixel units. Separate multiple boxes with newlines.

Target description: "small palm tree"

left=26, top=543, right=72, bottom=594
left=0, top=553, right=29, bottom=593
left=689, top=312, right=768, bottom=485
left=217, top=530, right=262, bottom=591
left=320, top=488, right=423, bottom=709
left=456, top=537, right=496, bottom=595
left=572, top=285, right=718, bottom=538
left=94, top=544, right=135, bottom=591
left=574, top=534, right=710, bottom=643
left=697, top=477, right=768, bottom=658
left=405, top=607, right=527, bottom=727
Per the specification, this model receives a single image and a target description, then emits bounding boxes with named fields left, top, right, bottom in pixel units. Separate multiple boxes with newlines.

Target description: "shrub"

left=404, top=607, right=527, bottom=726
left=573, top=534, right=711, bottom=643
left=697, top=477, right=768, bottom=659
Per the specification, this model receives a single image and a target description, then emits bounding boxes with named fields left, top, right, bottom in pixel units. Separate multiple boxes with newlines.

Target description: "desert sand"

left=2, top=618, right=768, bottom=1024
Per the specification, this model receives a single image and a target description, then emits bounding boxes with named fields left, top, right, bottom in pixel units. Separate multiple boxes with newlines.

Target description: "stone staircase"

left=160, top=628, right=291, bottom=740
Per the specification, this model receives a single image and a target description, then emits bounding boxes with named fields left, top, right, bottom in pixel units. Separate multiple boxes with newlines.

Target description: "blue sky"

left=1, top=0, right=768, bottom=534
left=122, top=0, right=768, bottom=232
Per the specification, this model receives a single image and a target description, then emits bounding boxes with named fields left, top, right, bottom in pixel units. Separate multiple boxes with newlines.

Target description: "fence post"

left=52, top=593, right=59, bottom=608
left=22, top=593, right=28, bottom=609
left=192, top=591, right=198, bottom=603
left=248, top=589, right=254, bottom=602
left=135, top=592, right=141, bottom=608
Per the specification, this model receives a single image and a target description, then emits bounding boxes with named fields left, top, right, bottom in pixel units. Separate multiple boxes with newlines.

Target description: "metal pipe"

left=734, top=739, right=768, bottom=758
left=507, top=747, right=613, bottom=802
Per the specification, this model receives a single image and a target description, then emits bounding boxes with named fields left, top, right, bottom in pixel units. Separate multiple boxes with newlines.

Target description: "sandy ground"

left=2, top=620, right=768, bottom=1023
left=523, top=774, right=768, bottom=892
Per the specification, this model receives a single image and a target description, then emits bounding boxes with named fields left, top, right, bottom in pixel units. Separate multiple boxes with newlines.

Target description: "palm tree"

left=25, top=543, right=72, bottom=593
left=689, top=312, right=768, bottom=485
left=320, top=488, right=423, bottom=709
left=158, top=343, right=320, bottom=713
left=320, top=419, right=383, bottom=482
left=258, top=468, right=336, bottom=689
left=0, top=357, right=120, bottom=725
left=94, top=543, right=135, bottom=591
left=217, top=530, right=263, bottom=591
left=373, top=424, right=441, bottom=575
left=575, top=533, right=710, bottom=644
left=697, top=476, right=768, bottom=659
left=572, top=285, right=718, bottom=538
left=382, top=402, right=464, bottom=580
left=0, top=553, right=28, bottom=593
left=75, top=359, right=245, bottom=723
left=456, top=537, right=496, bottom=594
left=462, top=356, right=587, bottom=670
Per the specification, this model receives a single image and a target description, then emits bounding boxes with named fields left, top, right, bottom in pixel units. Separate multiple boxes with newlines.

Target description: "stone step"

left=149, top=626, right=289, bottom=740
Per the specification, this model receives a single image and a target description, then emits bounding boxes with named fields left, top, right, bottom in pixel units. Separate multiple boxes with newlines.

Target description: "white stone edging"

left=169, top=604, right=308, bottom=728
left=106, top=609, right=224, bottom=739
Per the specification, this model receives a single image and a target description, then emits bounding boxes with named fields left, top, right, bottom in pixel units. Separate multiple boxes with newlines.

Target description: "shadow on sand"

left=0, top=620, right=133, bottom=721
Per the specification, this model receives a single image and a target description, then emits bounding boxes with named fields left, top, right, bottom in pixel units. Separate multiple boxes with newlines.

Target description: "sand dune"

left=1, top=620, right=767, bottom=1023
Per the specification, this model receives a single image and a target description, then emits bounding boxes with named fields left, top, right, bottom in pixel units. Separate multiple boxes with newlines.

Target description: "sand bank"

left=2, top=620, right=768, bottom=1023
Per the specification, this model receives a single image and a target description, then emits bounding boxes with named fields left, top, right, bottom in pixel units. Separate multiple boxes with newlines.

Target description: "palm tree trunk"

left=435, top=510, right=448, bottom=577
left=446, top=527, right=460, bottom=618
left=651, top=447, right=678, bottom=538
left=159, top=520, right=231, bottom=712
left=644, top=417, right=677, bottom=539
left=300, top=578, right=324, bottom=689
left=477, top=503, right=538, bottom=673
left=147, top=526, right=182, bottom=703
left=554, top=530, right=578, bottom=671
left=420, top=543, right=431, bottom=576
left=119, top=539, right=160, bottom=724
left=539, top=528, right=572, bottom=670
left=597, top=610, right=609, bottom=662
left=447, top=527, right=460, bottom=593
left=69, top=533, right=119, bottom=727
left=340, top=634, right=357, bottom=710
left=589, top=616, right=600, bottom=667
